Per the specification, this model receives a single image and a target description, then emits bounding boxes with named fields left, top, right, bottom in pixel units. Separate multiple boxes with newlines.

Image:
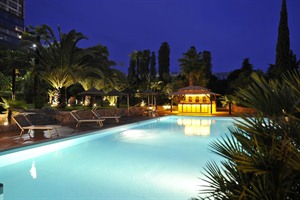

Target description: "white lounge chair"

left=12, top=114, right=61, bottom=138
left=91, top=109, right=121, bottom=123
left=70, top=110, right=105, bottom=128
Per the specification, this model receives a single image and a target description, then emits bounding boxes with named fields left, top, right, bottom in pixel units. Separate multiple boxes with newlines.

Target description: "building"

left=0, top=0, right=24, bottom=46
left=170, top=86, right=219, bottom=114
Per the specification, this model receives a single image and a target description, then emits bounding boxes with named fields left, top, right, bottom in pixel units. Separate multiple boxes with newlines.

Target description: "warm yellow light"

left=163, top=105, right=171, bottom=110
left=184, top=125, right=210, bottom=136
left=177, top=118, right=211, bottom=136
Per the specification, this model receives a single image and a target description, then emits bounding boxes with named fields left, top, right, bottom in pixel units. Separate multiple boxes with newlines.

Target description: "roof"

left=78, top=87, right=104, bottom=96
left=170, top=85, right=219, bottom=95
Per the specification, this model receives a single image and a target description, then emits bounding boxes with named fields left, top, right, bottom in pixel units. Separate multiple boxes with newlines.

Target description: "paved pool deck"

left=0, top=111, right=235, bottom=152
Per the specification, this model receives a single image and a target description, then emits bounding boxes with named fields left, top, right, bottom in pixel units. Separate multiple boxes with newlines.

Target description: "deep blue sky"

left=25, top=0, right=300, bottom=74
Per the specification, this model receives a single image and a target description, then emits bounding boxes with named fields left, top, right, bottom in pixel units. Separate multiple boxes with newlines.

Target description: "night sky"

left=25, top=0, right=300, bottom=74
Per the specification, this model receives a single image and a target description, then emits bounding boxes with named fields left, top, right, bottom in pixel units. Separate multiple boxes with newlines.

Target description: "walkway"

left=0, top=115, right=151, bottom=152
left=0, top=111, right=234, bottom=152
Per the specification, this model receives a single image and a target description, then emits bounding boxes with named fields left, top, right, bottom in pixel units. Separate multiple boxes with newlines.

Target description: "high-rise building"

left=0, top=0, right=24, bottom=46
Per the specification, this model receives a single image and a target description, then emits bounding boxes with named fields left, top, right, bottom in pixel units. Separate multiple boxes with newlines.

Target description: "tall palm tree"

left=178, top=46, right=206, bottom=86
left=194, top=71, right=300, bottom=199
left=21, top=25, right=91, bottom=108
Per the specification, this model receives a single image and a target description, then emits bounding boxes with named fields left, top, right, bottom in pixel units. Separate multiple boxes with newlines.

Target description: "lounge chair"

left=91, top=108, right=121, bottom=123
left=12, top=114, right=61, bottom=138
left=70, top=110, right=105, bottom=128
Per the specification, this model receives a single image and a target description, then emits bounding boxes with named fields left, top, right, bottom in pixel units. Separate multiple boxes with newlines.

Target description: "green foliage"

left=0, top=72, right=11, bottom=91
left=0, top=97, right=27, bottom=110
left=150, top=51, right=157, bottom=82
left=33, top=95, right=46, bottom=109
left=226, top=58, right=255, bottom=94
left=275, top=0, right=290, bottom=70
left=0, top=97, right=28, bottom=124
left=195, top=70, right=300, bottom=199
left=158, top=42, right=170, bottom=82
left=219, top=95, right=235, bottom=114
left=178, top=46, right=208, bottom=86
left=21, top=25, right=119, bottom=108
left=127, top=49, right=153, bottom=90
left=269, top=0, right=291, bottom=79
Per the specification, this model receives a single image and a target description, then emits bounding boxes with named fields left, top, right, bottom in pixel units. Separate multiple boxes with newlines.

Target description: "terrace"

left=0, top=107, right=232, bottom=152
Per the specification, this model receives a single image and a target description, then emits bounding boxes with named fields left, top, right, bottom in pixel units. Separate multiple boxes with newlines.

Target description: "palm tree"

left=178, top=46, right=206, bottom=86
left=194, top=70, right=300, bottom=199
left=219, top=95, right=235, bottom=115
left=0, top=97, right=27, bottom=124
left=21, top=25, right=91, bottom=108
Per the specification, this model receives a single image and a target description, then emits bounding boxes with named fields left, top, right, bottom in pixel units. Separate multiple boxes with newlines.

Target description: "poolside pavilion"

left=170, top=86, right=219, bottom=114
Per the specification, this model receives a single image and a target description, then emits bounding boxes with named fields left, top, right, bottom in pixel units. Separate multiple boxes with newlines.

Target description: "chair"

left=91, top=108, right=121, bottom=123
left=70, top=110, right=105, bottom=128
left=12, top=114, right=61, bottom=138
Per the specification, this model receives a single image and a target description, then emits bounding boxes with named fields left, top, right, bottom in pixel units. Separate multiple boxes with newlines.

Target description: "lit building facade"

left=171, top=86, right=218, bottom=114
left=0, top=0, right=24, bottom=46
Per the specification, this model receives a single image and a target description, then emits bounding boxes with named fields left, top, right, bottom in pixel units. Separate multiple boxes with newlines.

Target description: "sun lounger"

left=91, top=109, right=121, bottom=123
left=12, top=114, right=61, bottom=138
left=70, top=110, right=105, bottom=128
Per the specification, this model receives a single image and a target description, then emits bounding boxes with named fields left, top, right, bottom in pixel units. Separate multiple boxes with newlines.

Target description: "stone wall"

left=232, top=105, right=256, bottom=114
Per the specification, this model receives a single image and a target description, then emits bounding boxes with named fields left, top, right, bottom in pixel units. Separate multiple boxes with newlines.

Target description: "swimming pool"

left=0, top=116, right=235, bottom=200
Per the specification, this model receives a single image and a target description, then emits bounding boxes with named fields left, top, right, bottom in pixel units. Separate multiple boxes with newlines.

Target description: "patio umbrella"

left=106, top=89, right=123, bottom=96
left=105, top=89, right=124, bottom=107
left=121, top=88, right=136, bottom=115
left=139, top=90, right=158, bottom=107
left=78, top=87, right=104, bottom=96
left=78, top=87, right=104, bottom=107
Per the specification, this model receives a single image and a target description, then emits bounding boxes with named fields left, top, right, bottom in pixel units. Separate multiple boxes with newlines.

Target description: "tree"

left=127, top=49, right=152, bottom=90
left=149, top=51, right=156, bottom=82
left=194, top=70, right=300, bottom=199
left=289, top=50, right=300, bottom=70
left=201, top=50, right=212, bottom=81
left=219, top=95, right=235, bottom=115
left=127, top=54, right=138, bottom=89
left=158, top=42, right=170, bottom=82
left=269, top=0, right=291, bottom=79
left=78, top=44, right=118, bottom=91
left=226, top=58, right=255, bottom=94
left=139, top=50, right=150, bottom=82
left=0, top=48, right=30, bottom=100
left=178, top=46, right=207, bottom=86
left=22, top=25, right=91, bottom=108
left=0, top=97, right=27, bottom=125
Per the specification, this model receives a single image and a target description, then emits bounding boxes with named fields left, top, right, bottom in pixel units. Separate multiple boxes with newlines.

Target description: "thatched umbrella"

left=78, top=87, right=104, bottom=107
left=139, top=90, right=158, bottom=107
left=78, top=87, right=104, bottom=96
left=105, top=89, right=124, bottom=107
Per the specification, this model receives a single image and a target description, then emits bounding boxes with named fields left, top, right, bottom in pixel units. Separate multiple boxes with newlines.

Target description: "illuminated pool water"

left=0, top=116, right=235, bottom=200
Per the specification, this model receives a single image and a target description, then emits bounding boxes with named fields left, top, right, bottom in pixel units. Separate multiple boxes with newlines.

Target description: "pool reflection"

left=177, top=118, right=214, bottom=136
left=30, top=161, right=37, bottom=179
